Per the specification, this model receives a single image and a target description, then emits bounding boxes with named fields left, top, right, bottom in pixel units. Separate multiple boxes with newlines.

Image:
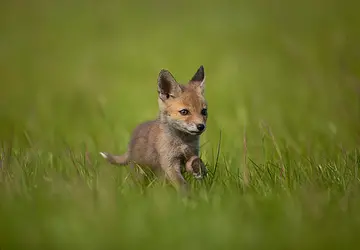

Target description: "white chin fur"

left=185, top=129, right=202, bottom=135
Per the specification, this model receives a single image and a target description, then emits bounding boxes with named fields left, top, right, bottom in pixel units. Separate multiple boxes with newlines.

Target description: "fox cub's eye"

left=179, top=109, right=190, bottom=116
left=201, top=108, right=208, bottom=116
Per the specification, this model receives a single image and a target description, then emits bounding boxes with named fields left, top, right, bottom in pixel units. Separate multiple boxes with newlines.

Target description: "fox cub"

left=100, top=65, right=208, bottom=190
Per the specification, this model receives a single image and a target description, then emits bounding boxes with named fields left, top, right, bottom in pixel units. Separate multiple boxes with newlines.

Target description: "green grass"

left=1, top=0, right=360, bottom=249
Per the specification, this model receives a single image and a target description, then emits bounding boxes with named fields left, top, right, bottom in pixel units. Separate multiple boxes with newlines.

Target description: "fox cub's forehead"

left=178, top=89, right=206, bottom=108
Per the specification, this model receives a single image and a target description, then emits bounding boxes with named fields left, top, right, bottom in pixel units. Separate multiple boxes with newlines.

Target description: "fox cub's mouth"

left=182, top=123, right=206, bottom=136
left=185, top=129, right=205, bottom=135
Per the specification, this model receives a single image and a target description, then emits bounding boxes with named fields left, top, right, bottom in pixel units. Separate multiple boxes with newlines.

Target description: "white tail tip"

left=99, top=152, right=108, bottom=159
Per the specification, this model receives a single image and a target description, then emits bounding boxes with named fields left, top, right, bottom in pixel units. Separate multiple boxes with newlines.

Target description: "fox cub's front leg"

left=185, top=156, right=208, bottom=179
left=160, top=158, right=189, bottom=191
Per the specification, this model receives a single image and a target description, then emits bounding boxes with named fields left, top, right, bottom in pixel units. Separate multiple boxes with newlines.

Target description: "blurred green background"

left=0, top=0, right=360, bottom=249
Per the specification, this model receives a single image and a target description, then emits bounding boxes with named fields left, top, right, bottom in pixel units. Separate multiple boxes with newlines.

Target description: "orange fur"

left=100, top=66, right=208, bottom=192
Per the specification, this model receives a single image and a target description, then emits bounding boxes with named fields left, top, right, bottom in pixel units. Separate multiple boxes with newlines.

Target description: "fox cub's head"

left=157, top=65, right=208, bottom=136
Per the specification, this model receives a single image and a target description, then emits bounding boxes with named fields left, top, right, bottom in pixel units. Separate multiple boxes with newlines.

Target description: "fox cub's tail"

left=99, top=152, right=129, bottom=166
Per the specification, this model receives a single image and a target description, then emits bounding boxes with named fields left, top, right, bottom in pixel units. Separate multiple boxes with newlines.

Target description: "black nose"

left=196, top=124, right=205, bottom=132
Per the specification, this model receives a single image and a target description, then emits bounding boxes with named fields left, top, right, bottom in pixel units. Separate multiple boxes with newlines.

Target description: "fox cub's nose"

left=196, top=124, right=205, bottom=132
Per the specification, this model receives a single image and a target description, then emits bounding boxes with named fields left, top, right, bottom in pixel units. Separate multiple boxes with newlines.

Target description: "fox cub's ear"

left=189, top=65, right=205, bottom=94
left=158, top=69, right=182, bottom=101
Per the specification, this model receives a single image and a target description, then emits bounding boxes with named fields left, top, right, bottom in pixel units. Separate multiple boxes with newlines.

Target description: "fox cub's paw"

left=185, top=156, right=208, bottom=180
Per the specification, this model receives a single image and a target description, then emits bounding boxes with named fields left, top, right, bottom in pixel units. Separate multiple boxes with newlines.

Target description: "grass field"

left=1, top=0, right=360, bottom=249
